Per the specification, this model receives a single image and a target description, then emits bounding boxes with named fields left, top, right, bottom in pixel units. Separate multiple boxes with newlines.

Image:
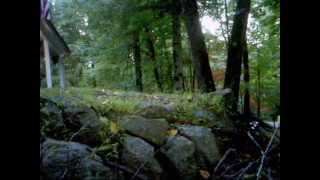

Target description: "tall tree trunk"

left=145, top=27, right=163, bottom=92
left=243, top=40, right=251, bottom=114
left=189, top=63, right=193, bottom=92
left=256, top=62, right=261, bottom=118
left=192, top=68, right=196, bottom=92
left=133, top=31, right=143, bottom=92
left=163, top=39, right=174, bottom=92
left=224, top=0, right=230, bottom=41
left=181, top=0, right=216, bottom=92
left=172, top=0, right=185, bottom=91
left=224, top=0, right=250, bottom=114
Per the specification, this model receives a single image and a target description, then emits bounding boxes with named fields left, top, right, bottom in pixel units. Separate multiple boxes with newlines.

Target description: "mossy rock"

left=40, top=97, right=67, bottom=139
left=160, top=135, right=198, bottom=179
left=177, top=125, right=221, bottom=166
left=136, top=103, right=178, bottom=122
left=41, top=96, right=104, bottom=146
left=119, top=115, right=169, bottom=146
left=121, top=136, right=163, bottom=177
left=40, top=138, right=124, bottom=180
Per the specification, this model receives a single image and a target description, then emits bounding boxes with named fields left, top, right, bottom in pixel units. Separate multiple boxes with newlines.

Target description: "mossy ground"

left=40, top=87, right=225, bottom=124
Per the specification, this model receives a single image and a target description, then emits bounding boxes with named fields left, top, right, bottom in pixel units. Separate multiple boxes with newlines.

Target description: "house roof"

left=40, top=18, right=70, bottom=57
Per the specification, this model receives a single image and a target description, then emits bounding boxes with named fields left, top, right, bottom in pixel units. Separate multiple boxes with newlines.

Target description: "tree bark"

left=133, top=31, right=143, bottom=92
left=256, top=62, right=261, bottom=118
left=181, top=0, right=216, bottom=92
left=224, top=0, right=251, bottom=114
left=192, top=68, right=196, bottom=92
left=224, top=0, right=230, bottom=41
left=188, top=63, right=193, bottom=92
left=172, top=0, right=185, bottom=91
left=243, top=40, right=251, bottom=114
left=162, top=38, right=174, bottom=92
left=144, top=27, right=163, bottom=92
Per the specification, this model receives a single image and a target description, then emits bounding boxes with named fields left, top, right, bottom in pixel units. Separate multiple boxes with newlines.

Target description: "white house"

left=40, top=0, right=70, bottom=88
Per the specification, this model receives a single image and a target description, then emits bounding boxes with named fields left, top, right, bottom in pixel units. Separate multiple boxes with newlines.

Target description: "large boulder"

left=160, top=135, right=198, bottom=180
left=40, top=97, right=66, bottom=139
left=177, top=125, right=221, bottom=166
left=40, top=96, right=104, bottom=146
left=121, top=136, right=162, bottom=178
left=136, top=103, right=177, bottom=122
left=192, top=109, right=218, bottom=125
left=54, top=96, right=104, bottom=146
left=40, top=138, right=124, bottom=180
left=119, top=115, right=169, bottom=146
left=49, top=96, right=87, bottom=108
left=192, top=109, right=232, bottom=129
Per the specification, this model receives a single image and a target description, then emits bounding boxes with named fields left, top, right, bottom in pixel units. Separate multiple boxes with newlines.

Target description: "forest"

left=40, top=0, right=280, bottom=179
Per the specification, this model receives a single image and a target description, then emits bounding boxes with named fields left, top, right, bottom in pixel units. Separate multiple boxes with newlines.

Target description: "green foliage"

left=48, top=0, right=279, bottom=119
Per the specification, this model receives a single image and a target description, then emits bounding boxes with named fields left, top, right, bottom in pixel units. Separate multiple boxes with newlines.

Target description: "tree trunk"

left=181, top=0, right=216, bottom=92
left=243, top=40, right=251, bottom=114
left=224, top=0, right=250, bottom=114
left=145, top=27, right=163, bottom=92
left=172, top=0, right=185, bottom=91
left=256, top=62, right=261, bottom=118
left=133, top=31, right=143, bottom=92
left=224, top=0, right=230, bottom=41
left=163, top=39, right=174, bottom=92
left=192, top=68, right=196, bottom=92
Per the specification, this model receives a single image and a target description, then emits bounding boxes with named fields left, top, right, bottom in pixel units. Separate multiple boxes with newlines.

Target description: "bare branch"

left=214, top=148, right=236, bottom=173
left=247, top=131, right=264, bottom=155
left=256, top=128, right=279, bottom=180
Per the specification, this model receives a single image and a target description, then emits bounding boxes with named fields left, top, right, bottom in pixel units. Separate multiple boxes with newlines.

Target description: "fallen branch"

left=214, top=148, right=236, bottom=173
left=129, top=161, right=149, bottom=180
left=247, top=131, right=264, bottom=155
left=236, top=161, right=255, bottom=180
left=68, top=123, right=89, bottom=141
left=220, top=162, right=243, bottom=177
left=103, top=160, right=148, bottom=180
left=256, top=128, right=278, bottom=180
left=222, top=161, right=254, bottom=179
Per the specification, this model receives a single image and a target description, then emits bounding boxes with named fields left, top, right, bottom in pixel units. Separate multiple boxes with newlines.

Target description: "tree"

left=224, top=0, right=251, bottom=114
left=144, top=26, right=163, bottom=92
left=172, top=0, right=185, bottom=91
left=242, top=39, right=251, bottom=114
left=133, top=30, right=143, bottom=92
left=181, top=0, right=216, bottom=92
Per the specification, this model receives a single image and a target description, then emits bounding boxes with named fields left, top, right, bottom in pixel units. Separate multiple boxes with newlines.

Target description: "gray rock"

left=192, top=109, right=218, bottom=124
left=161, top=135, right=198, bottom=179
left=40, top=138, right=124, bottom=180
left=40, top=96, right=104, bottom=146
left=137, top=103, right=177, bottom=121
left=121, top=136, right=162, bottom=176
left=61, top=99, right=104, bottom=146
left=40, top=97, right=66, bottom=139
left=119, top=115, right=169, bottom=145
left=49, top=96, right=87, bottom=108
left=177, top=125, right=221, bottom=165
left=192, top=109, right=232, bottom=129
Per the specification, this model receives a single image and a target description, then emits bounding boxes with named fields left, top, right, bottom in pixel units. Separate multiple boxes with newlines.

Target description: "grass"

left=40, top=87, right=225, bottom=124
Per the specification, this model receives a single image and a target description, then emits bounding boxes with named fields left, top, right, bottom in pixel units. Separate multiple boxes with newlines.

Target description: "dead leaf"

left=110, top=121, right=119, bottom=134
left=167, top=129, right=178, bottom=137
left=199, top=170, right=210, bottom=179
left=102, top=99, right=109, bottom=105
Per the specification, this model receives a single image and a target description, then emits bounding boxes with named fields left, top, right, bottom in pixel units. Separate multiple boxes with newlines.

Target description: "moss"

left=41, top=87, right=225, bottom=126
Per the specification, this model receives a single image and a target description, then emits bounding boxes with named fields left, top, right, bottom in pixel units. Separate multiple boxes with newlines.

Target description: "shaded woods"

left=40, top=0, right=280, bottom=179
